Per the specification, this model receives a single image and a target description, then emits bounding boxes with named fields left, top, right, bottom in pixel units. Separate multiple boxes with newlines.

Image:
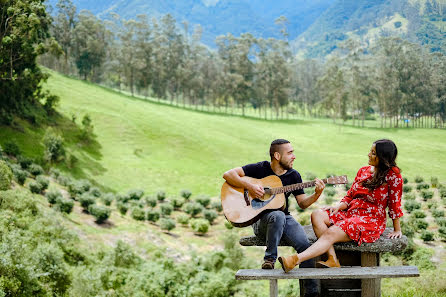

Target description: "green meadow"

left=39, top=70, right=446, bottom=196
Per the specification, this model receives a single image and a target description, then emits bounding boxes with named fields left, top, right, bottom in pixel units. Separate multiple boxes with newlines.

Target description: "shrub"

left=0, top=160, right=13, bottom=190
left=344, top=182, right=353, bottom=191
left=432, top=209, right=444, bottom=218
left=101, top=193, right=114, bottom=206
left=17, top=155, right=32, bottom=169
left=157, top=190, right=166, bottom=202
left=28, top=163, right=44, bottom=176
left=324, top=196, right=334, bottom=205
left=403, top=192, right=416, bottom=200
left=403, top=185, right=412, bottom=193
left=436, top=217, right=446, bottom=227
left=160, top=203, right=173, bottom=216
left=36, top=175, right=50, bottom=191
left=33, top=243, right=71, bottom=295
left=144, top=195, right=157, bottom=207
left=130, top=207, right=145, bottom=221
left=211, top=200, right=223, bottom=212
left=113, top=240, right=140, bottom=268
left=49, top=168, right=61, bottom=179
left=203, top=209, right=218, bottom=224
left=400, top=219, right=415, bottom=238
left=56, top=197, right=74, bottom=214
left=43, top=129, right=65, bottom=162
left=415, top=176, right=424, bottom=183
left=57, top=175, right=71, bottom=187
left=420, top=230, right=434, bottom=242
left=180, top=189, right=192, bottom=200
left=416, top=183, right=429, bottom=190
left=13, top=168, right=28, bottom=185
left=414, top=219, right=429, bottom=231
left=29, top=181, right=43, bottom=194
left=170, top=197, right=185, bottom=210
left=146, top=209, right=160, bottom=223
left=159, top=218, right=176, bottom=232
left=420, top=190, right=434, bottom=201
left=440, top=188, right=446, bottom=199
left=404, top=200, right=421, bottom=212
left=68, top=181, right=84, bottom=198
left=88, top=204, right=111, bottom=223
left=3, top=141, right=20, bottom=156
left=127, top=189, right=144, bottom=200
left=431, top=177, right=438, bottom=188
left=117, top=202, right=129, bottom=215
left=196, top=194, right=211, bottom=208
left=78, top=179, right=91, bottom=192
left=305, top=172, right=317, bottom=180
left=78, top=193, right=96, bottom=210
left=325, top=188, right=336, bottom=197
left=403, top=177, right=408, bottom=184
left=46, top=189, right=63, bottom=204
left=224, top=221, right=234, bottom=230
left=89, top=187, right=102, bottom=198
left=412, top=210, right=426, bottom=219
left=183, top=202, right=204, bottom=217
left=177, top=213, right=190, bottom=225
left=116, top=193, right=130, bottom=204
left=439, top=227, right=446, bottom=241
left=190, top=218, right=210, bottom=235
left=427, top=201, right=437, bottom=210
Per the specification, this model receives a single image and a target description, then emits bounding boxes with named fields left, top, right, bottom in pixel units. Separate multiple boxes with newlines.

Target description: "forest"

left=32, top=0, right=446, bottom=129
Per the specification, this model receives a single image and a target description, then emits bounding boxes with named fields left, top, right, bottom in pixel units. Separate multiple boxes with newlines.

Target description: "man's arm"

left=222, top=167, right=264, bottom=198
left=294, top=178, right=325, bottom=209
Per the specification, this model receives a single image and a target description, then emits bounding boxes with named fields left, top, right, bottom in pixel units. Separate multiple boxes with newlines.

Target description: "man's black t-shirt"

left=242, top=161, right=305, bottom=215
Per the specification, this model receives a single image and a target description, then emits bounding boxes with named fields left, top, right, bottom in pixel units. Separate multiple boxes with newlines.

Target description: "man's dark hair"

left=269, top=139, right=290, bottom=159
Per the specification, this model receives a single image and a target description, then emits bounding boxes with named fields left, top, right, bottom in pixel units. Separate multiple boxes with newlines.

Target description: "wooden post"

left=361, top=252, right=380, bottom=297
left=270, top=279, right=278, bottom=297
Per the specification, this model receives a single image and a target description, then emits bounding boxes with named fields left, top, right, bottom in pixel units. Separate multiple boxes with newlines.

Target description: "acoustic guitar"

left=221, top=175, right=348, bottom=227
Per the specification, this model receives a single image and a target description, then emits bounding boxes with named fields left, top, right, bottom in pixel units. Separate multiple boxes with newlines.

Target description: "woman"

left=278, top=139, right=403, bottom=272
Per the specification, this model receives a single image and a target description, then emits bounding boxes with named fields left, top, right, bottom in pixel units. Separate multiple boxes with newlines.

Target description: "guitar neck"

left=269, top=178, right=330, bottom=195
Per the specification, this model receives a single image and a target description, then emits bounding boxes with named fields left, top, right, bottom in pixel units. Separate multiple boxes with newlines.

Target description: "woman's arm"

left=387, top=218, right=402, bottom=239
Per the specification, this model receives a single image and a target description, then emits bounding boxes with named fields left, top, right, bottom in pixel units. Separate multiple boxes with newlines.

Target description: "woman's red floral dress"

left=327, top=166, right=403, bottom=245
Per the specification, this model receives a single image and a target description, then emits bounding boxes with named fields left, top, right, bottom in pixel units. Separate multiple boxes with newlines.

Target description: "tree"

left=0, top=0, right=56, bottom=121
left=52, top=0, right=77, bottom=74
left=72, top=11, right=108, bottom=80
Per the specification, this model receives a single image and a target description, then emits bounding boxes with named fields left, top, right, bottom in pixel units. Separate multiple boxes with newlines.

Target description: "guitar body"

left=221, top=175, right=285, bottom=227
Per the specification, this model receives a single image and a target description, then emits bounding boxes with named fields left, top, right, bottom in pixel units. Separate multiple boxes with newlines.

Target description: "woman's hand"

left=387, top=230, right=402, bottom=239
left=322, top=204, right=342, bottom=215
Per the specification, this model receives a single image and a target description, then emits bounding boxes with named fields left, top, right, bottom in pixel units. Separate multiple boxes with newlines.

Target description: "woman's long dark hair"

left=362, top=139, right=399, bottom=191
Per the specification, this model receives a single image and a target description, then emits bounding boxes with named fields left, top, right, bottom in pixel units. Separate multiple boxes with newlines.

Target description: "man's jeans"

left=252, top=210, right=318, bottom=294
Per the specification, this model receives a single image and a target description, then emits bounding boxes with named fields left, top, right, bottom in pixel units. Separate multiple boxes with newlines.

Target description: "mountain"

left=294, top=0, right=446, bottom=57
left=45, top=0, right=446, bottom=56
left=45, top=0, right=336, bottom=45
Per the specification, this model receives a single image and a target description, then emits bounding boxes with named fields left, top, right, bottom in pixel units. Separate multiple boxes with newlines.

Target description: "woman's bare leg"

left=298, top=225, right=351, bottom=264
left=311, top=209, right=337, bottom=262
left=279, top=225, right=351, bottom=272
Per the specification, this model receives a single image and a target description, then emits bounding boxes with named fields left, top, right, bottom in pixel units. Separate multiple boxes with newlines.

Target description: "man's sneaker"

left=261, top=259, right=275, bottom=269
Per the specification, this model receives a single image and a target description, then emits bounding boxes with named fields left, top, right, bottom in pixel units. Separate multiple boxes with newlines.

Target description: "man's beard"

left=279, top=159, right=292, bottom=170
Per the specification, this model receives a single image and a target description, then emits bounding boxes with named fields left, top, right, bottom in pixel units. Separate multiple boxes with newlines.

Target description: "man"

left=223, top=139, right=324, bottom=297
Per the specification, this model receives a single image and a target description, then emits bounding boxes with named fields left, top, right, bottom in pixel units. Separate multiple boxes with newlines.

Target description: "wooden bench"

left=238, top=226, right=419, bottom=297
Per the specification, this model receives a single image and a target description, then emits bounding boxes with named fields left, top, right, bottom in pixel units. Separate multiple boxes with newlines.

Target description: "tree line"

left=3, top=0, right=445, bottom=128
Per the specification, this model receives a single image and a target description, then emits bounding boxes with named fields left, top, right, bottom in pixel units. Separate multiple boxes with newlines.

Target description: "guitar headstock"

left=326, top=175, right=348, bottom=185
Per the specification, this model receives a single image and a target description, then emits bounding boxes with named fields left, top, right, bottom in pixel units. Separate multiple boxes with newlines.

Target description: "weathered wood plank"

left=235, top=266, right=419, bottom=280
left=239, top=226, right=408, bottom=253
left=269, top=279, right=278, bottom=297
left=361, top=253, right=380, bottom=297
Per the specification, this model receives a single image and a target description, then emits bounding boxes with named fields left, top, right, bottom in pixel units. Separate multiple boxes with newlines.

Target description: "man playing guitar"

left=222, top=139, right=325, bottom=297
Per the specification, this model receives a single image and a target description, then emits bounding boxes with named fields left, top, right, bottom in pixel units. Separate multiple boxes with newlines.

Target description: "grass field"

left=1, top=70, right=445, bottom=296
left=3, top=69, right=446, bottom=197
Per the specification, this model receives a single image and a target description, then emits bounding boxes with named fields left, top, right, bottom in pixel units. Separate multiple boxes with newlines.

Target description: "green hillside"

left=34, top=70, right=446, bottom=196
